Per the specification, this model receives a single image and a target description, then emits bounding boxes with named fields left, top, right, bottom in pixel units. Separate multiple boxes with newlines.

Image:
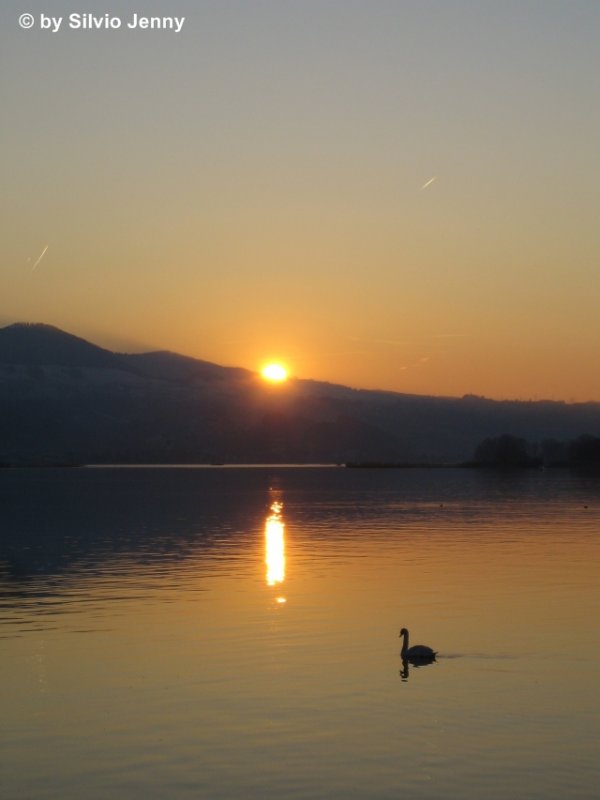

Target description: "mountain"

left=0, top=323, right=122, bottom=368
left=1, top=322, right=600, bottom=465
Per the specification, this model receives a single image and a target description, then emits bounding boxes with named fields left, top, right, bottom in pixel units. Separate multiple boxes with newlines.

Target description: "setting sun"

left=261, top=363, right=289, bottom=383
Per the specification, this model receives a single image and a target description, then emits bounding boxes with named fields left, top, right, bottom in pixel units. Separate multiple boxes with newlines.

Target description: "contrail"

left=420, top=176, right=437, bottom=190
left=31, top=244, right=49, bottom=271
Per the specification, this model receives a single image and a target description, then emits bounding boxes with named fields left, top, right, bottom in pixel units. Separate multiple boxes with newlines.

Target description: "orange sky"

left=2, top=1, right=600, bottom=400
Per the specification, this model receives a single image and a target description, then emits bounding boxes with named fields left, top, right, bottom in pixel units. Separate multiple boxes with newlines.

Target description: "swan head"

left=399, top=627, right=408, bottom=637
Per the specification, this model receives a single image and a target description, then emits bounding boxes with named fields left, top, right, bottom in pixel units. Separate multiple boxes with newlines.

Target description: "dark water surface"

left=1, top=467, right=599, bottom=799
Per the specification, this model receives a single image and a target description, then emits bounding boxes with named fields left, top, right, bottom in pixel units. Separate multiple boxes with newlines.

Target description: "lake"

left=1, top=466, right=599, bottom=799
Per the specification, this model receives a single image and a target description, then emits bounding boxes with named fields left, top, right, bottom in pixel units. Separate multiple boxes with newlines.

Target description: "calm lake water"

left=1, top=466, right=599, bottom=800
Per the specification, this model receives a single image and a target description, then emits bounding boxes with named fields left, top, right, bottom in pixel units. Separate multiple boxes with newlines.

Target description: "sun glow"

left=261, top=363, right=289, bottom=383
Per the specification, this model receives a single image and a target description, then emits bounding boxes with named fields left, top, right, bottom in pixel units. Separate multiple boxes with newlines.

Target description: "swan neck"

left=400, top=629, right=409, bottom=655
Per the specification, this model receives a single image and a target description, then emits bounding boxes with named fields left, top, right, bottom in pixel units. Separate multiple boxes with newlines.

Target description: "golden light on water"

left=265, top=500, right=285, bottom=590
left=261, top=363, right=289, bottom=383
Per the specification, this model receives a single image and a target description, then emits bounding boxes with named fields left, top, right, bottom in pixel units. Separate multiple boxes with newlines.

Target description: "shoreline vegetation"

left=3, top=434, right=600, bottom=471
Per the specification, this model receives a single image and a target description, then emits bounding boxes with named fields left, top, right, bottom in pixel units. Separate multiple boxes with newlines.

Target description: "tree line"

left=470, top=434, right=600, bottom=468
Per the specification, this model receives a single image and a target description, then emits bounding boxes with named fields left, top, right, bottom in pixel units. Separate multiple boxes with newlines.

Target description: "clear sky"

left=2, top=1, right=599, bottom=400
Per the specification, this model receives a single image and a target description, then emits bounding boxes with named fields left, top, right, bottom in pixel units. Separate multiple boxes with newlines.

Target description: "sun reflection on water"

left=265, top=500, right=286, bottom=600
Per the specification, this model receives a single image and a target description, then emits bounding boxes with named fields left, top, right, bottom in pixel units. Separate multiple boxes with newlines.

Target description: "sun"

left=261, top=363, right=289, bottom=383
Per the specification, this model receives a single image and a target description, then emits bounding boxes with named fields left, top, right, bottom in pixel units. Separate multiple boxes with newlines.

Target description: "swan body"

left=399, top=627, right=436, bottom=663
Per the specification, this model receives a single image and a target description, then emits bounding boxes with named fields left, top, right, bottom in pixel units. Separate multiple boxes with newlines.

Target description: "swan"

left=399, top=627, right=437, bottom=662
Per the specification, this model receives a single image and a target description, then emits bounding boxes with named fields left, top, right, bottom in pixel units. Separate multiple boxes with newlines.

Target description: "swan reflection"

left=265, top=500, right=285, bottom=597
left=399, top=656, right=437, bottom=681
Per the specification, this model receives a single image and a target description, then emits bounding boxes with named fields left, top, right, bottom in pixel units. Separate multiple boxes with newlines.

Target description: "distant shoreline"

left=0, top=461, right=587, bottom=470
left=0, top=462, right=342, bottom=470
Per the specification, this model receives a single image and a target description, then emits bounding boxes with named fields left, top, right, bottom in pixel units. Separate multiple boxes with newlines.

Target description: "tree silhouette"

left=473, top=434, right=537, bottom=467
left=568, top=435, right=600, bottom=468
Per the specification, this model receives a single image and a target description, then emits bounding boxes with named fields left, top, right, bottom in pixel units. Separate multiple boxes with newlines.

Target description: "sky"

left=2, top=1, right=600, bottom=401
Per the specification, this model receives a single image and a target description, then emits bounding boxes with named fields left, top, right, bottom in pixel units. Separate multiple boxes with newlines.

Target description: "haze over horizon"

left=2, top=1, right=600, bottom=402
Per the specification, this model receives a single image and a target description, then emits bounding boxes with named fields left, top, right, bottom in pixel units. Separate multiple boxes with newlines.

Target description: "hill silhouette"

left=1, top=322, right=600, bottom=465
left=0, top=323, right=121, bottom=368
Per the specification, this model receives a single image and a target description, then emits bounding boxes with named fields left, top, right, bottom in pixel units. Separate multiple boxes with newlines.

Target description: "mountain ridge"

left=1, top=322, right=599, bottom=465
